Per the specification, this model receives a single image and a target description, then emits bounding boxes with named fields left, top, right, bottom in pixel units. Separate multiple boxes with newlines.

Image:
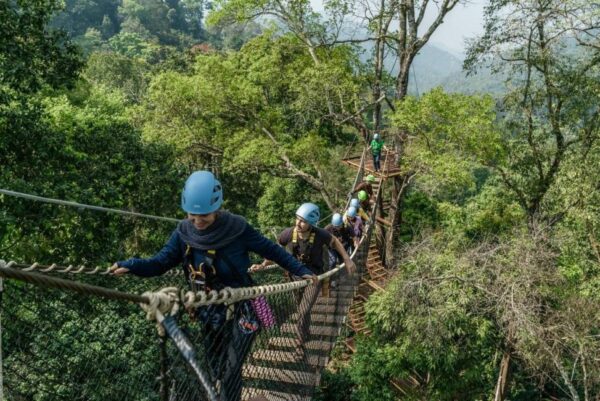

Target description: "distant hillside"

left=378, top=43, right=506, bottom=96
left=403, top=45, right=506, bottom=96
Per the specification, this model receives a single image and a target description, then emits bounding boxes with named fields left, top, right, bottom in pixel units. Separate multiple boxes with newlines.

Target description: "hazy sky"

left=310, top=0, right=487, bottom=58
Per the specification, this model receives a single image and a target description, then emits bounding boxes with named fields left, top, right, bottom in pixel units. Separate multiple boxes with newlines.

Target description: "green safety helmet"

left=365, top=174, right=375, bottom=183
left=358, top=190, right=368, bottom=201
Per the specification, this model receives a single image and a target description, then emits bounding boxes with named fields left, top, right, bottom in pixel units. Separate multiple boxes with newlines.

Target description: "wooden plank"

left=344, top=338, right=356, bottom=353
left=242, top=365, right=316, bottom=386
left=252, top=350, right=327, bottom=367
left=315, top=297, right=352, bottom=306
left=376, top=216, right=392, bottom=226
left=242, top=387, right=311, bottom=401
left=280, top=323, right=341, bottom=337
left=268, top=337, right=332, bottom=352
left=367, top=280, right=385, bottom=292
left=311, top=304, right=336, bottom=313
left=289, top=313, right=346, bottom=325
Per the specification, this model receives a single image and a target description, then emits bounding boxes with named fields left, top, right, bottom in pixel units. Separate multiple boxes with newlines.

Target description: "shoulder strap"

left=204, top=249, right=216, bottom=266
left=292, top=227, right=316, bottom=243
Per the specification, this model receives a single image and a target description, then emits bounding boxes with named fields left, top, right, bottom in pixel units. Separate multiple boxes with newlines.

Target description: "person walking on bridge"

left=325, top=213, right=355, bottom=289
left=252, top=203, right=355, bottom=356
left=349, top=198, right=370, bottom=222
left=357, top=190, right=371, bottom=212
left=344, top=206, right=364, bottom=243
left=352, top=174, right=375, bottom=199
left=110, top=171, right=316, bottom=401
left=325, top=213, right=355, bottom=259
left=367, top=133, right=388, bottom=172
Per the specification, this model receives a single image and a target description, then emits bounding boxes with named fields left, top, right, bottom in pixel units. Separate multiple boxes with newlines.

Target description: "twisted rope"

left=178, top=233, right=366, bottom=309
left=140, top=287, right=180, bottom=336
left=7, top=262, right=182, bottom=276
left=0, top=260, right=150, bottom=304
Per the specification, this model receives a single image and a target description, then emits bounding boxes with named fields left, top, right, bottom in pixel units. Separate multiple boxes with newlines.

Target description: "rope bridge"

left=0, top=146, right=391, bottom=401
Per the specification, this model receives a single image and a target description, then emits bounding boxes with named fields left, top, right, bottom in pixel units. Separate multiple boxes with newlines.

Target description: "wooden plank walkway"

left=241, top=163, right=402, bottom=400
left=242, top=272, right=357, bottom=401
left=342, top=151, right=403, bottom=178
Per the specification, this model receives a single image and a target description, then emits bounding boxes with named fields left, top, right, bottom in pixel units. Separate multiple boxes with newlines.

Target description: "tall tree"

left=465, top=0, right=600, bottom=221
left=207, top=0, right=468, bottom=264
left=138, top=34, right=360, bottom=210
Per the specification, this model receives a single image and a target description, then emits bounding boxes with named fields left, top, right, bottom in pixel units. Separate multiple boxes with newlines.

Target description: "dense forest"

left=1, top=0, right=599, bottom=400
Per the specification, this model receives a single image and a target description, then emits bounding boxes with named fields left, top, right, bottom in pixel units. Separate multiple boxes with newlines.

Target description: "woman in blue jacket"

left=111, top=171, right=316, bottom=401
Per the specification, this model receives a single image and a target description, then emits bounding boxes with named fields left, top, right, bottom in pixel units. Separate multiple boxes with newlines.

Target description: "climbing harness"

left=289, top=227, right=316, bottom=267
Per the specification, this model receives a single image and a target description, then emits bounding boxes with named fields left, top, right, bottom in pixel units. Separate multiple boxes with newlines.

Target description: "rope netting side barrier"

left=0, top=147, right=381, bottom=401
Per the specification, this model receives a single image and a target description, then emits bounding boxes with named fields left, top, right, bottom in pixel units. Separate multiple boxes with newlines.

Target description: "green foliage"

left=435, top=180, right=525, bottom=240
left=465, top=0, right=600, bottom=219
left=137, top=32, right=359, bottom=215
left=390, top=88, right=502, bottom=202
left=52, top=0, right=207, bottom=47
left=314, top=368, right=355, bottom=401
left=256, top=177, right=310, bottom=229
left=0, top=88, right=182, bottom=264
left=108, top=31, right=160, bottom=58
left=206, top=20, right=262, bottom=50
left=398, top=190, right=439, bottom=240
left=0, top=0, right=83, bottom=92
left=84, top=51, right=150, bottom=102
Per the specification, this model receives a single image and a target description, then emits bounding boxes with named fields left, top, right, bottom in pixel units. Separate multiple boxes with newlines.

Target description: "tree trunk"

left=385, top=172, right=408, bottom=266
left=372, top=0, right=388, bottom=131
left=395, top=53, right=413, bottom=100
left=494, top=351, right=511, bottom=401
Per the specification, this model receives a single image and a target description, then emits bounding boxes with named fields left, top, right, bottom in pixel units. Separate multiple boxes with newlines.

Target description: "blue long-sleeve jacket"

left=117, top=223, right=313, bottom=288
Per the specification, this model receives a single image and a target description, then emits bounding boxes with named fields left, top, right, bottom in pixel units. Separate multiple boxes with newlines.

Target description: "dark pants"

left=200, top=303, right=258, bottom=401
left=372, top=152, right=381, bottom=171
left=328, top=250, right=340, bottom=270
left=292, top=275, right=322, bottom=344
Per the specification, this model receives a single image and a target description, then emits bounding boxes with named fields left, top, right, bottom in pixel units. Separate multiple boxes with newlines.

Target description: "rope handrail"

left=0, top=228, right=367, bottom=305
left=0, top=260, right=150, bottom=304
left=182, top=232, right=367, bottom=308
left=4, top=261, right=183, bottom=276
left=0, top=188, right=181, bottom=223
left=1, top=188, right=314, bottom=242
left=0, top=145, right=375, bottom=302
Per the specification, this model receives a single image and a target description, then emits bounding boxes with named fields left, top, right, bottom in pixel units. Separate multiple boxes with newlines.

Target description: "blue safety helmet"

left=350, top=198, right=360, bottom=208
left=331, top=213, right=343, bottom=227
left=296, top=203, right=320, bottom=226
left=181, top=171, right=223, bottom=214
left=346, top=206, right=357, bottom=218
left=374, top=133, right=380, bottom=140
